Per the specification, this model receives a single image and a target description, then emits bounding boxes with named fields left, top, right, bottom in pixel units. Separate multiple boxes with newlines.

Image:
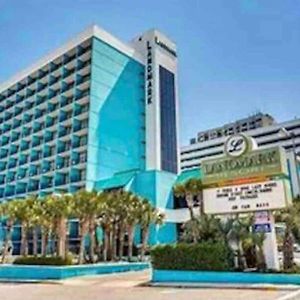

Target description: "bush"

left=150, top=242, right=233, bottom=271
left=13, top=256, right=73, bottom=266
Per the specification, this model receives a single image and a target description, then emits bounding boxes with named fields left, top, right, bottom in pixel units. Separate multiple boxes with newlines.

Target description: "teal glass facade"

left=86, top=38, right=146, bottom=189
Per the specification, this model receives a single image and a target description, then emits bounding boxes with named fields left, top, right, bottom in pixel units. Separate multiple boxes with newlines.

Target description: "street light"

left=278, top=127, right=300, bottom=197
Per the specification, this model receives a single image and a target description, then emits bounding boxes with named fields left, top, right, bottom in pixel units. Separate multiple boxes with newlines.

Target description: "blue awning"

left=175, top=168, right=202, bottom=184
left=95, top=170, right=137, bottom=190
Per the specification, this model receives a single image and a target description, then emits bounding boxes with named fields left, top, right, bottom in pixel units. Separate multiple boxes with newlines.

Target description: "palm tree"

left=125, top=194, right=141, bottom=261
left=12, top=200, right=30, bottom=256
left=181, top=214, right=220, bottom=243
left=138, top=199, right=164, bottom=261
left=25, top=195, right=40, bottom=256
left=181, top=217, right=201, bottom=243
left=97, top=193, right=113, bottom=262
left=197, top=214, right=220, bottom=242
left=105, top=191, right=120, bottom=261
left=276, top=203, right=300, bottom=270
left=218, top=217, right=234, bottom=247
left=87, top=191, right=103, bottom=263
left=115, top=191, right=132, bottom=260
left=194, top=179, right=204, bottom=215
left=109, top=191, right=121, bottom=261
left=174, top=179, right=202, bottom=220
left=35, top=197, right=54, bottom=256
left=44, top=194, right=72, bottom=258
left=0, top=203, right=6, bottom=259
left=228, top=215, right=253, bottom=270
left=1, top=200, right=18, bottom=263
left=73, top=190, right=90, bottom=264
left=73, top=190, right=98, bottom=264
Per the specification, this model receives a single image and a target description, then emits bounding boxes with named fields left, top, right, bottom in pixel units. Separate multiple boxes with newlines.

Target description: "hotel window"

left=159, top=66, right=178, bottom=174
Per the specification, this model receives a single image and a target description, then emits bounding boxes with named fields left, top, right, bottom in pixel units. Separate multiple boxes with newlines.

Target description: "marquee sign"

left=202, top=134, right=292, bottom=215
left=203, top=179, right=291, bottom=214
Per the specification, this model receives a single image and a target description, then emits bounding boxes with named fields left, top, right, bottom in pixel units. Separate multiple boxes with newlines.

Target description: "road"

left=0, top=270, right=298, bottom=300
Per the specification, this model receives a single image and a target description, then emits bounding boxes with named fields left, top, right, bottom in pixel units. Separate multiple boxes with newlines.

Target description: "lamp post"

left=278, top=128, right=300, bottom=197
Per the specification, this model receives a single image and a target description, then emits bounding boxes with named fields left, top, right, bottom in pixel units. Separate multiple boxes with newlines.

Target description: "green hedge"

left=13, top=256, right=73, bottom=266
left=150, top=242, right=233, bottom=271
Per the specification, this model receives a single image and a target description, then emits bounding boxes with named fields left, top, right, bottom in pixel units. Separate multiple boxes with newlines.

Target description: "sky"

left=0, top=0, right=299, bottom=145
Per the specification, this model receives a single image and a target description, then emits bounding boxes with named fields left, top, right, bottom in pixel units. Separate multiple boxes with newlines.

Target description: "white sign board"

left=203, top=179, right=289, bottom=214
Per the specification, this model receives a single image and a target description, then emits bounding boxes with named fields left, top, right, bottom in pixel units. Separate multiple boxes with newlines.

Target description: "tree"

left=197, top=214, right=221, bottom=242
left=73, top=190, right=98, bottom=264
left=44, top=194, right=73, bottom=258
left=87, top=191, right=103, bottom=263
left=115, top=191, right=133, bottom=260
left=276, top=203, right=300, bottom=270
left=97, top=192, right=114, bottom=262
left=1, top=200, right=18, bottom=263
left=218, top=218, right=234, bottom=247
left=125, top=194, right=142, bottom=261
left=194, top=179, right=204, bottom=215
left=0, top=189, right=164, bottom=264
left=228, top=215, right=254, bottom=270
left=109, top=191, right=122, bottom=261
left=25, top=195, right=40, bottom=256
left=35, top=197, right=54, bottom=256
left=181, top=218, right=201, bottom=243
left=12, top=200, right=30, bottom=256
left=181, top=214, right=220, bottom=243
left=173, top=179, right=201, bottom=220
left=138, top=199, right=164, bottom=261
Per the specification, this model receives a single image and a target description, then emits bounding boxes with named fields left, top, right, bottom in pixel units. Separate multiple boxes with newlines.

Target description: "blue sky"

left=0, top=0, right=299, bottom=144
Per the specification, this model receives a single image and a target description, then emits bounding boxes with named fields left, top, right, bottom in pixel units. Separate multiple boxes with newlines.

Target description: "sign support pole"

left=255, top=212, right=280, bottom=270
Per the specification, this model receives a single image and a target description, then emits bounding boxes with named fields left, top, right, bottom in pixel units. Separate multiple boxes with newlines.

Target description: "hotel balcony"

left=0, top=39, right=92, bottom=199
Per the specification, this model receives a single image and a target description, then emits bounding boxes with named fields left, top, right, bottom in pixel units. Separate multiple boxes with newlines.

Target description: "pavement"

left=0, top=270, right=299, bottom=300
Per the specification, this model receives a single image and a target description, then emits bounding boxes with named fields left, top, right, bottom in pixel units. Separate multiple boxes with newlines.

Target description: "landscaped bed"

left=150, top=243, right=300, bottom=286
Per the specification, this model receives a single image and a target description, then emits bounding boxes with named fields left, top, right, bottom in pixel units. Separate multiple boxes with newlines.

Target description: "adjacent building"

left=181, top=115, right=300, bottom=196
left=190, top=112, right=275, bottom=145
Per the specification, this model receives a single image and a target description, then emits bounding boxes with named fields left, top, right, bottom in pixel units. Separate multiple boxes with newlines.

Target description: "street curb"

left=0, top=279, right=61, bottom=284
left=145, top=281, right=300, bottom=291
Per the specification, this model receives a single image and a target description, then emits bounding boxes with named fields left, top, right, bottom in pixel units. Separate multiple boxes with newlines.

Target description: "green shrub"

left=150, top=242, right=233, bottom=271
left=13, top=256, right=73, bottom=266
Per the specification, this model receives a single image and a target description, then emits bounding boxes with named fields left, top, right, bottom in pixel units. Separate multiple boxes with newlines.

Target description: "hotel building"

left=0, top=25, right=180, bottom=246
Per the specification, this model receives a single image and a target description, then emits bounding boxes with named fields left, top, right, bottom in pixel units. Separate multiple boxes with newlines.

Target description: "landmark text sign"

left=202, top=147, right=287, bottom=185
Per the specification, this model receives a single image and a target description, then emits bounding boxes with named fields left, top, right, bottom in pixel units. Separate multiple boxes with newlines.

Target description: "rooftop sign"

left=154, top=37, right=177, bottom=57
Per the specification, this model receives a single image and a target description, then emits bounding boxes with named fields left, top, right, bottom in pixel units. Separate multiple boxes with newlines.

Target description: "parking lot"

left=0, top=270, right=299, bottom=300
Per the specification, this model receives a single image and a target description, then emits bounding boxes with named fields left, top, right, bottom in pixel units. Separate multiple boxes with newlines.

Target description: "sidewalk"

left=147, top=281, right=300, bottom=291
